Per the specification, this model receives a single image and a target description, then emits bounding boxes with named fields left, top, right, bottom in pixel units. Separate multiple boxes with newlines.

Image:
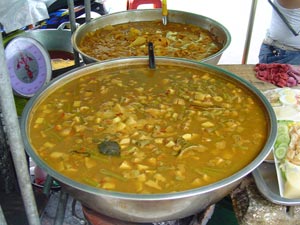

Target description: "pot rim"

left=20, top=57, right=277, bottom=201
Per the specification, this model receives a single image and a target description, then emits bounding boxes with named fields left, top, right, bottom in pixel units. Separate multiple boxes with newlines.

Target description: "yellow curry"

left=28, top=64, right=268, bottom=194
left=78, top=21, right=222, bottom=61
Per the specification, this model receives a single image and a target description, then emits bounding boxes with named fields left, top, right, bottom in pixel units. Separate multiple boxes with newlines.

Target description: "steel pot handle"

left=57, top=22, right=79, bottom=31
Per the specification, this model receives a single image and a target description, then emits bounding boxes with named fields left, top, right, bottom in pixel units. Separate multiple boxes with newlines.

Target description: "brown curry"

left=28, top=64, right=268, bottom=194
left=78, top=21, right=222, bottom=61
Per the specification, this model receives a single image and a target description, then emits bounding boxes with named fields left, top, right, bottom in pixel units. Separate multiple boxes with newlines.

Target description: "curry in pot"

left=78, top=21, right=222, bottom=61
left=28, top=64, right=268, bottom=194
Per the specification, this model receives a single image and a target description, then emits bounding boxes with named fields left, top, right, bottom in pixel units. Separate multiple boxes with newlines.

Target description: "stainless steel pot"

left=19, top=22, right=76, bottom=77
left=72, top=9, right=231, bottom=64
left=20, top=57, right=276, bottom=223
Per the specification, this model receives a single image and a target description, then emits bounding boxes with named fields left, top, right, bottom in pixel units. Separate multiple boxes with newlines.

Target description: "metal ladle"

left=148, top=42, right=156, bottom=69
left=162, top=0, right=168, bottom=25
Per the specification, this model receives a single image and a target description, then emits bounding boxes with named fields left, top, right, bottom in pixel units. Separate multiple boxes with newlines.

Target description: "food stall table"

left=219, top=64, right=275, bottom=91
left=218, top=64, right=300, bottom=225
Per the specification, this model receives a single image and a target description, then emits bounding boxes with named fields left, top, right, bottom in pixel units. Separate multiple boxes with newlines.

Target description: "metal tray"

left=252, top=162, right=300, bottom=205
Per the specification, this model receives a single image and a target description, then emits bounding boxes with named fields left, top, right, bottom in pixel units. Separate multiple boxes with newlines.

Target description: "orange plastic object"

left=127, top=0, right=162, bottom=10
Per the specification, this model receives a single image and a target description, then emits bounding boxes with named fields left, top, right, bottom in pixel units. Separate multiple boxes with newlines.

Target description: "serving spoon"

left=162, top=0, right=168, bottom=25
left=148, top=42, right=156, bottom=69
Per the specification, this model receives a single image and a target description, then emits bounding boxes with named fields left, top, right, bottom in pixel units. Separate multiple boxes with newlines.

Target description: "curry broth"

left=28, top=64, right=268, bottom=194
left=78, top=21, right=222, bottom=61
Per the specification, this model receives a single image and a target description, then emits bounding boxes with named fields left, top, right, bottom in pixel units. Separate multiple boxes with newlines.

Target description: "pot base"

left=82, top=204, right=215, bottom=225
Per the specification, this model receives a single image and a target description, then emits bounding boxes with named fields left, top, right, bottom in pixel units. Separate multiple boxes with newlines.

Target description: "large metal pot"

left=20, top=57, right=276, bottom=223
left=72, top=9, right=231, bottom=64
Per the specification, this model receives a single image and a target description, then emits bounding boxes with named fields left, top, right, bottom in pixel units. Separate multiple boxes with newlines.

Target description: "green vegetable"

left=277, top=123, right=288, bottom=135
left=100, top=169, right=127, bottom=181
left=274, top=145, right=287, bottom=160
left=195, top=167, right=223, bottom=175
left=83, top=178, right=100, bottom=187
left=70, top=150, right=90, bottom=157
left=274, top=121, right=290, bottom=160
left=275, top=134, right=290, bottom=148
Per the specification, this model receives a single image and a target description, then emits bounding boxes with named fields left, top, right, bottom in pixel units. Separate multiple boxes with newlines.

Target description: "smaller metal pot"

left=19, top=22, right=77, bottom=77
left=72, top=9, right=231, bottom=65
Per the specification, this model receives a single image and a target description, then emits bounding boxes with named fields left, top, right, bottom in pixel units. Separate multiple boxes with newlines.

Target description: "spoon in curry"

left=148, top=42, right=156, bottom=69
left=162, top=0, right=168, bottom=25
